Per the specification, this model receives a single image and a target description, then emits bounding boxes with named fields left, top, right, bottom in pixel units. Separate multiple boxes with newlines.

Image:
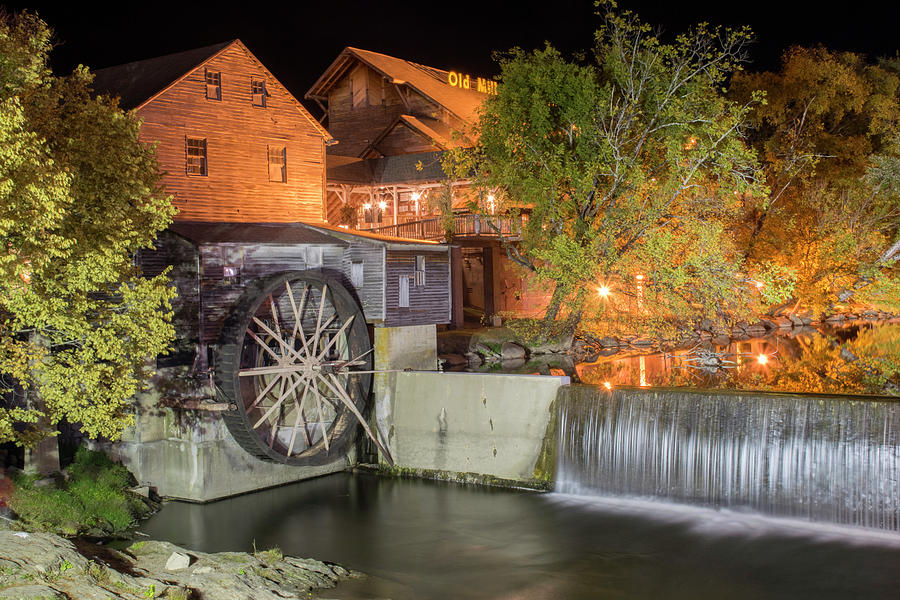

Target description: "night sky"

left=4, top=1, right=898, bottom=106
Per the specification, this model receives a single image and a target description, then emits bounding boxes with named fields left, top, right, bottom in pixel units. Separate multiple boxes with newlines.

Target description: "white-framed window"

left=251, top=78, right=266, bottom=107
left=350, top=261, right=364, bottom=289
left=205, top=70, right=221, bottom=100
left=267, top=146, right=286, bottom=182
left=186, top=137, right=207, bottom=176
left=399, top=275, right=410, bottom=308
left=415, top=255, right=426, bottom=286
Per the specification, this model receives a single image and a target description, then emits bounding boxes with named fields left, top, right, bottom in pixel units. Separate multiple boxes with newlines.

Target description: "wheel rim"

left=218, top=272, right=375, bottom=465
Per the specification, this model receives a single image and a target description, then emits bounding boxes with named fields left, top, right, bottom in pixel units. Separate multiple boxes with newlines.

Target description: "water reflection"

left=577, top=322, right=900, bottom=396
left=141, top=472, right=900, bottom=600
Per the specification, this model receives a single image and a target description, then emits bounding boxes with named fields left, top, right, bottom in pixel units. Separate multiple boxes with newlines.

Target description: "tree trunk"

left=23, top=332, right=60, bottom=476
left=542, top=283, right=567, bottom=323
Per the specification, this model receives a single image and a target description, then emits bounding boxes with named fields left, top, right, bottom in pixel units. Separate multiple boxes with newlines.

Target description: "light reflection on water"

left=141, top=472, right=900, bottom=599
left=576, top=321, right=900, bottom=396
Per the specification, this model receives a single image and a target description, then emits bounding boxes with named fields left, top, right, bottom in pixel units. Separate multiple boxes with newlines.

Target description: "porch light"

left=378, top=201, right=387, bottom=210
left=603, top=381, right=612, bottom=390
left=635, top=274, right=644, bottom=281
left=411, top=192, right=421, bottom=201
left=363, top=202, right=372, bottom=210
left=757, top=354, right=769, bottom=365
left=597, top=285, right=611, bottom=298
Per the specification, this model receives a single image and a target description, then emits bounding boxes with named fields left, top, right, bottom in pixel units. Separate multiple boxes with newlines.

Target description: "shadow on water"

left=141, top=472, right=900, bottom=600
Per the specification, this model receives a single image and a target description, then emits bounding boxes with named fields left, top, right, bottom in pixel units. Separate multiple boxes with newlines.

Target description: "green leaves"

left=457, top=6, right=765, bottom=335
left=0, top=13, right=175, bottom=446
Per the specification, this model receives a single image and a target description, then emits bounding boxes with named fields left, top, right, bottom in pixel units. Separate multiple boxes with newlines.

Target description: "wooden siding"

left=138, top=231, right=201, bottom=347
left=136, top=44, right=326, bottom=223
left=327, top=63, right=448, bottom=157
left=384, top=250, right=451, bottom=327
left=341, top=244, right=386, bottom=322
left=198, top=243, right=346, bottom=343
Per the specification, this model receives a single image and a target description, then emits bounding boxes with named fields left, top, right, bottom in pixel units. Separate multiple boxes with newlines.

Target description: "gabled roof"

left=306, top=47, right=489, bottom=125
left=92, top=42, right=231, bottom=110
left=363, top=115, right=471, bottom=158
left=92, top=39, right=331, bottom=139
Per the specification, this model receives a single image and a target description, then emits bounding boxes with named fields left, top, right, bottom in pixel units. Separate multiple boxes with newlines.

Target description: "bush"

left=9, top=448, right=142, bottom=536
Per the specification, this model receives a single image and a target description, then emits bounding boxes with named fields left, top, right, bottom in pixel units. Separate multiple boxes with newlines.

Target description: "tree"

left=730, top=47, right=900, bottom=314
left=0, top=12, right=176, bottom=457
left=449, top=6, right=774, bottom=336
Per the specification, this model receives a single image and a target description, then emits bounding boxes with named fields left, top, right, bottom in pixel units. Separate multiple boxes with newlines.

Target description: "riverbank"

left=0, top=527, right=357, bottom=599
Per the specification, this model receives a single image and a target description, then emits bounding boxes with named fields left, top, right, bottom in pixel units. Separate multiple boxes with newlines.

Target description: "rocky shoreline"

left=437, top=311, right=899, bottom=370
left=0, top=528, right=358, bottom=599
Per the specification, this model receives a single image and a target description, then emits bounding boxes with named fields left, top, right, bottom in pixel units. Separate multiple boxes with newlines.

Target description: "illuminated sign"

left=447, top=71, right=498, bottom=95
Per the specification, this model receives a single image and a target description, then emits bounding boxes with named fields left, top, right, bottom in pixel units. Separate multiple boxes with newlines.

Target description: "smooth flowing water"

left=556, top=386, right=900, bottom=530
left=142, top=472, right=900, bottom=599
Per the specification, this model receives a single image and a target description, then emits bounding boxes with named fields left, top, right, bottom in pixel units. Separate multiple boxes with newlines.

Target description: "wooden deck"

left=368, top=213, right=525, bottom=241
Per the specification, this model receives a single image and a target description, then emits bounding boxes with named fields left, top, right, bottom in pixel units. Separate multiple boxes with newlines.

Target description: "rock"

left=0, top=584, right=65, bottom=599
left=712, top=335, right=731, bottom=347
left=32, top=477, right=56, bottom=489
left=438, top=353, right=467, bottom=367
left=697, top=318, right=715, bottom=332
left=758, top=318, right=778, bottom=330
left=500, top=342, right=527, bottom=360
left=840, top=348, right=859, bottom=363
left=746, top=322, right=767, bottom=336
left=129, top=485, right=151, bottom=498
left=788, top=314, right=804, bottom=327
left=631, top=338, right=655, bottom=348
left=193, top=565, right=213, bottom=574
left=464, top=352, right=482, bottom=366
left=599, top=336, right=619, bottom=348
left=474, top=342, right=499, bottom=359
left=166, top=551, right=192, bottom=570
left=824, top=313, right=844, bottom=323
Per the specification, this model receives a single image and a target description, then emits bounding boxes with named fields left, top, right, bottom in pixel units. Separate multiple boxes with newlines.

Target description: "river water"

left=141, top=471, right=900, bottom=599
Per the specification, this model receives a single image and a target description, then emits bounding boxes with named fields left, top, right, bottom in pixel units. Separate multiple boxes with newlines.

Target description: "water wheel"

left=216, top=271, right=390, bottom=466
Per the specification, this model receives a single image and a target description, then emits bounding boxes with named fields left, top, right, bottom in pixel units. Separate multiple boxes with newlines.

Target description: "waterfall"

left=555, top=386, right=900, bottom=531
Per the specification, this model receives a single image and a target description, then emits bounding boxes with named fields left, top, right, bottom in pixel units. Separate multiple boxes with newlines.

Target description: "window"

left=186, top=138, right=207, bottom=176
left=251, top=79, right=266, bottom=107
left=415, top=255, right=426, bottom=286
left=267, top=146, right=286, bottom=182
left=398, top=276, right=410, bottom=308
left=222, top=246, right=243, bottom=284
left=205, top=70, right=221, bottom=100
left=350, top=261, right=364, bottom=289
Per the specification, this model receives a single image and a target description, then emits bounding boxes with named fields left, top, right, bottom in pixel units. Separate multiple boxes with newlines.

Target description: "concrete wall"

left=378, top=371, right=567, bottom=486
left=106, top=367, right=349, bottom=502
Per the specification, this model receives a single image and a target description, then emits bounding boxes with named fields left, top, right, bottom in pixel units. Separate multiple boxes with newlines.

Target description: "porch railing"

left=367, top=213, right=525, bottom=241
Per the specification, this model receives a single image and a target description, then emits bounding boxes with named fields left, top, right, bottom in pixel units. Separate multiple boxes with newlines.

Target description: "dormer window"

left=205, top=70, right=221, bottom=100
left=251, top=79, right=266, bottom=107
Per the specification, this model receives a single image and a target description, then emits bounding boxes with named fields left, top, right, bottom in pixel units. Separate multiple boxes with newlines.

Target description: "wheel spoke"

left=252, top=316, right=302, bottom=363
left=316, top=315, right=355, bottom=362
left=287, top=282, right=312, bottom=357
left=310, top=378, right=330, bottom=452
left=246, top=328, right=281, bottom=362
left=268, top=376, right=287, bottom=448
left=253, top=374, right=304, bottom=429
left=321, top=373, right=394, bottom=467
left=243, top=372, right=282, bottom=413
left=287, top=375, right=312, bottom=455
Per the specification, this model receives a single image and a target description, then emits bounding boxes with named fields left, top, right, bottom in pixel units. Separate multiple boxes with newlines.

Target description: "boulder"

left=165, top=551, right=191, bottom=571
left=500, top=342, right=527, bottom=360
left=438, top=353, right=468, bottom=368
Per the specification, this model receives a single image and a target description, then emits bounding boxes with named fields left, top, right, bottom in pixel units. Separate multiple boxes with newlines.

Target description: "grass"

left=9, top=447, right=140, bottom=536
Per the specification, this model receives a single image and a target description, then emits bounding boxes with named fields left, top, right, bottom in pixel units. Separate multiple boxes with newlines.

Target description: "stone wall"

left=105, top=367, right=349, bottom=503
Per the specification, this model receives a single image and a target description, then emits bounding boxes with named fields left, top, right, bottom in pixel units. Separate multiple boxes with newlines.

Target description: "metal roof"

left=169, top=222, right=348, bottom=246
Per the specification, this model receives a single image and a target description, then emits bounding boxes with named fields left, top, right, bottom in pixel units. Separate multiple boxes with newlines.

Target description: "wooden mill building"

left=305, top=47, right=552, bottom=321
left=93, top=40, right=454, bottom=366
